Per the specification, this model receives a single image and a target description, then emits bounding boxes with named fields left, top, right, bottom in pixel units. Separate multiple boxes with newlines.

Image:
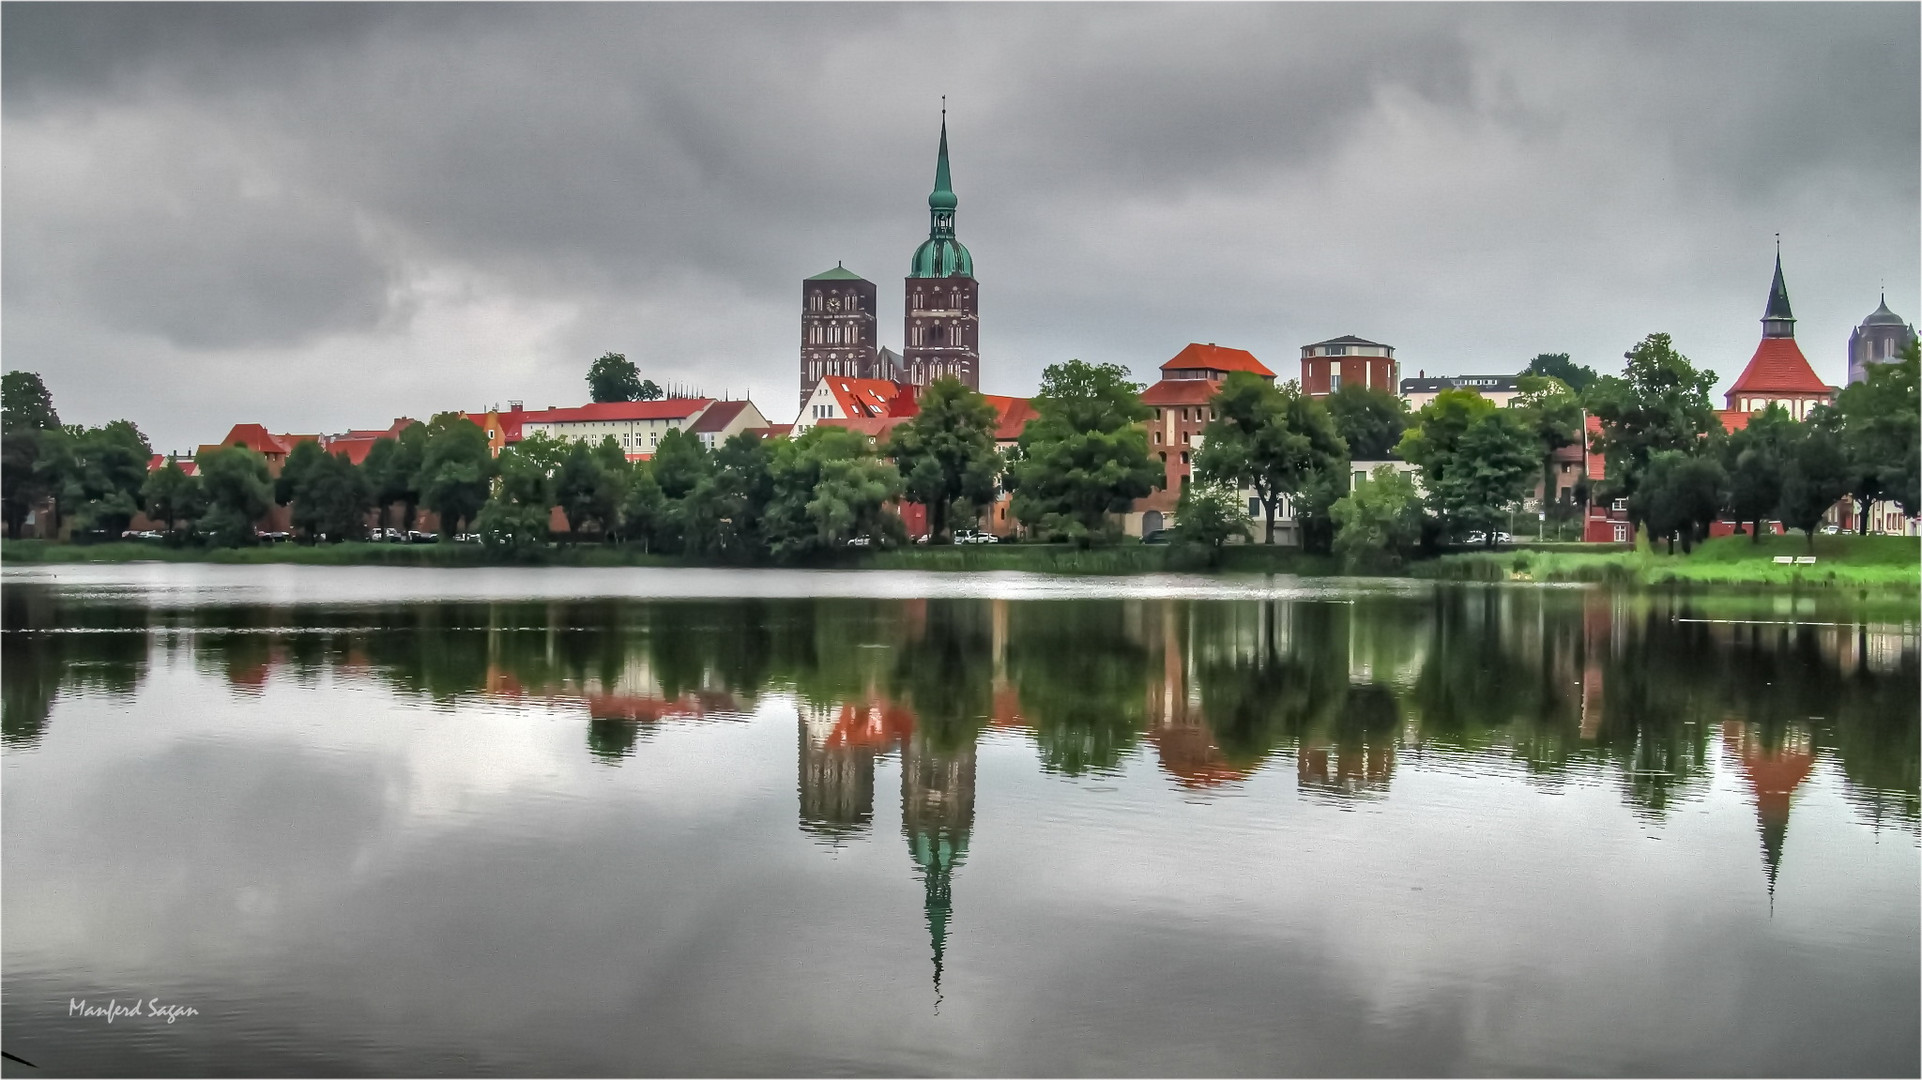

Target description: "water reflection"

left=3, top=576, right=1917, bottom=1075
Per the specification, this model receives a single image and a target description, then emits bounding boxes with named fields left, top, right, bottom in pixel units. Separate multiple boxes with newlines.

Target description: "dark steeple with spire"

left=902, top=99, right=981, bottom=391
left=1762, top=239, right=1796, bottom=339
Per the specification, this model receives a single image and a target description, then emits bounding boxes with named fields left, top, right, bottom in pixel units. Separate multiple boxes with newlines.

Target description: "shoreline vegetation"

left=5, top=534, right=1914, bottom=590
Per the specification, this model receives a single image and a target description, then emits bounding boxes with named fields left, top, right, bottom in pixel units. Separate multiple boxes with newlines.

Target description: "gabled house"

left=1131, top=343, right=1277, bottom=539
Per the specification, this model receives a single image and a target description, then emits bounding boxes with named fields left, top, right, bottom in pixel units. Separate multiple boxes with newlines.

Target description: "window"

left=1612, top=523, right=1629, bottom=543
left=1182, top=432, right=1190, bottom=445
left=1154, top=408, right=1162, bottom=420
left=1249, top=497, right=1261, bottom=517
left=1179, top=452, right=1190, bottom=465
left=1325, top=345, right=1348, bottom=356
left=650, top=432, right=658, bottom=448
left=1158, top=452, right=1167, bottom=463
left=1153, top=431, right=1162, bottom=444
left=1611, top=498, right=1627, bottom=512
left=1329, top=373, right=1342, bottom=393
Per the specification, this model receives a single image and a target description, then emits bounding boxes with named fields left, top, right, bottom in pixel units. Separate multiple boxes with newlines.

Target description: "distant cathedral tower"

left=1847, top=293, right=1915, bottom=386
left=800, top=264, right=879, bottom=409
left=903, top=107, right=980, bottom=391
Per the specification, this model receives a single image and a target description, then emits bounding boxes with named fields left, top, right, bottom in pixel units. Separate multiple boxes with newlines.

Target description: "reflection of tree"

left=1195, top=602, right=1349, bottom=774
left=1008, top=601, right=1148, bottom=776
left=587, top=717, right=645, bottom=764
left=890, top=600, right=994, bottom=748
left=2, top=632, right=58, bottom=747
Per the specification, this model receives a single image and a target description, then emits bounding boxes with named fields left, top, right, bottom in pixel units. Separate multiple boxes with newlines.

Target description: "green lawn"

left=1424, top=533, right=1920, bottom=589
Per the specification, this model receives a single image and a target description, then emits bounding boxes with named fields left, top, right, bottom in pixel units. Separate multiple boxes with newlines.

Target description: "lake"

left=2, top=565, right=1916, bottom=1077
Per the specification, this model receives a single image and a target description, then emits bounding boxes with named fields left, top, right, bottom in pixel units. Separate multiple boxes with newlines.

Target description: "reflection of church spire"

left=901, top=730, right=976, bottom=1004
left=1722, top=720, right=1814, bottom=906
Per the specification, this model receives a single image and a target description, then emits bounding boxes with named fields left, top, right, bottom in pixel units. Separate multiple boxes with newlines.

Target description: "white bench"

left=1772, top=556, right=1793, bottom=565
left=1795, top=556, right=1817, bottom=565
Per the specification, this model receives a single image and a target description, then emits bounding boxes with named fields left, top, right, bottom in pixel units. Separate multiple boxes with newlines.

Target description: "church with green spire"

left=797, top=106, right=982, bottom=406
left=902, top=106, right=981, bottom=392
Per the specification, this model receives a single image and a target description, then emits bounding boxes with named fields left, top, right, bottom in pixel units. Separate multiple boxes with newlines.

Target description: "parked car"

left=953, top=530, right=998, bottom=545
left=1142, top=529, right=1170, bottom=545
left=406, top=530, right=439, bottom=544
left=844, top=535, right=872, bottom=547
left=256, top=531, right=291, bottom=544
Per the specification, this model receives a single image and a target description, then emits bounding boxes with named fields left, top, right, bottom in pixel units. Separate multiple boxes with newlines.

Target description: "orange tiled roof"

left=982, top=394, right=1038, bottom=441
left=1141, top=379, right=1222, bottom=406
left=1727, top=338, right=1832, bottom=399
left=1717, top=409, right=1752, bottom=434
left=523, top=399, right=713, bottom=424
left=1161, top=342, right=1274, bottom=378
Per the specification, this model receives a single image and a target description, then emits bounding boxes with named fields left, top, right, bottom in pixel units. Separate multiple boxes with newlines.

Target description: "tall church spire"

left=930, top=98, right=956, bottom=214
left=911, top=104, right=970, bottom=276
left=1762, top=238, right=1795, bottom=338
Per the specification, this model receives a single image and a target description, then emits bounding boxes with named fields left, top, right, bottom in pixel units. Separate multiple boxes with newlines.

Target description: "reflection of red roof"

left=822, top=700, right=917, bottom=749
left=1148, top=725, right=1254, bottom=788
left=1161, top=343, right=1274, bottom=378
left=1141, top=379, right=1222, bottom=406
left=1726, top=338, right=1833, bottom=402
left=982, top=395, right=1038, bottom=442
left=524, top=399, right=713, bottom=424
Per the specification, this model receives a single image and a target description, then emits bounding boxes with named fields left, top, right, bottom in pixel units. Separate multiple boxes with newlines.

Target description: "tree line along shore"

left=2, top=335, right=1916, bottom=573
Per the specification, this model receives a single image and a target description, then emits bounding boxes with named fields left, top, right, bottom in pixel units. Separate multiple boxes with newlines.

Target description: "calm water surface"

left=3, top=565, right=1917, bottom=1077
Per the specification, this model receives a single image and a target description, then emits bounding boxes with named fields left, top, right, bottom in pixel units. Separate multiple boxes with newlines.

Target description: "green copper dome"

left=910, top=111, right=972, bottom=278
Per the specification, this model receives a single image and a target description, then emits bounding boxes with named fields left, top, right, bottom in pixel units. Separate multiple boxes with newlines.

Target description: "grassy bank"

left=2, top=538, right=1336, bottom=576
left=1421, top=533, right=1920, bottom=590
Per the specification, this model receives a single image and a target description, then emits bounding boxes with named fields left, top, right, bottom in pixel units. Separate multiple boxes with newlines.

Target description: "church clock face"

left=826, top=297, right=841, bottom=311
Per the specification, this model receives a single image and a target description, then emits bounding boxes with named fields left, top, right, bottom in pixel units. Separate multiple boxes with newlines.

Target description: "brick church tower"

left=902, top=108, right=979, bottom=391
left=799, top=264, right=879, bottom=410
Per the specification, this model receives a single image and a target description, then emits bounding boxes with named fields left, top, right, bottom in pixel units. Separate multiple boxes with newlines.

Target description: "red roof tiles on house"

left=523, top=399, right=713, bottom=424
left=1141, top=379, right=1222, bottom=406
left=1161, top=342, right=1275, bottom=378
left=1726, top=338, right=1833, bottom=400
left=218, top=423, right=290, bottom=456
left=689, top=399, right=753, bottom=434
left=1717, top=409, right=1752, bottom=434
left=981, top=395, right=1038, bottom=442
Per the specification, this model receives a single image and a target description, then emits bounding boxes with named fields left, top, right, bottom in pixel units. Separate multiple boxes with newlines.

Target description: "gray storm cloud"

left=2, top=2, right=1915, bottom=451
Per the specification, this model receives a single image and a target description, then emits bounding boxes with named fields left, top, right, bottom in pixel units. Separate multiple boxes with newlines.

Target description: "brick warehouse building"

left=1129, top=343, right=1277, bottom=537
left=1299, top=335, right=1398, bottom=397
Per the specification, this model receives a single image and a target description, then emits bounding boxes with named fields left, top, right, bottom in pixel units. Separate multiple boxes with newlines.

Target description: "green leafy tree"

left=1721, top=405, right=1797, bottom=542
left=691, top=431, right=774, bottom=556
left=650, top=427, right=710, bottom=501
left=2, top=371, right=60, bottom=432
left=1513, top=374, right=1584, bottom=511
left=556, top=438, right=627, bottom=539
left=59, top=421, right=153, bottom=538
left=2, top=371, right=62, bottom=538
left=1173, top=481, right=1249, bottom=552
left=290, top=450, right=374, bottom=541
left=1585, top=333, right=1719, bottom=534
left=197, top=444, right=274, bottom=546
left=637, top=379, right=664, bottom=402
left=620, top=462, right=669, bottom=552
left=1778, top=421, right=1850, bottom=550
left=1325, top=384, right=1410, bottom=460
left=1195, top=374, right=1347, bottom=547
left=1523, top=352, right=1600, bottom=394
left=512, top=430, right=572, bottom=479
left=1331, top=466, right=1424, bottom=571
left=1632, top=449, right=1727, bottom=554
left=765, top=426, right=902, bottom=558
left=141, top=457, right=205, bottom=535
left=1009, top=360, right=1158, bottom=546
left=886, top=376, right=1001, bottom=541
left=1280, top=387, right=1350, bottom=554
left=364, top=422, right=427, bottom=531
left=416, top=413, right=495, bottom=535
left=275, top=439, right=327, bottom=510
left=474, top=445, right=554, bottom=553
left=1829, top=340, right=1920, bottom=529
left=1396, top=389, right=1537, bottom=543
left=587, top=351, right=645, bottom=403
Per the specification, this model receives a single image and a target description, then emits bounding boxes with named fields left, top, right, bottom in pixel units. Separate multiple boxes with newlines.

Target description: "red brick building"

left=1299, top=335, right=1398, bottom=397
left=1133, top=343, right=1276, bottom=537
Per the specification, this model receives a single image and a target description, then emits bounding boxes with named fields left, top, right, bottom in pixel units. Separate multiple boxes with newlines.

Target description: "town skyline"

left=4, top=3, right=1917, bottom=453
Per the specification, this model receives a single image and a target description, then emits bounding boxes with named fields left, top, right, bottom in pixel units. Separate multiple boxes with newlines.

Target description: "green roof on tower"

left=910, top=103, right=973, bottom=279
left=807, top=262, right=867, bottom=281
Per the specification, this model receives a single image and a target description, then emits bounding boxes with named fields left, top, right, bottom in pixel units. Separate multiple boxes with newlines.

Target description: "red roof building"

left=794, top=377, right=918, bottom=435
left=518, top=398, right=714, bottom=460
left=1299, top=335, right=1398, bottom=397
left=1724, top=251, right=1836, bottom=419
left=1132, top=343, right=1277, bottom=532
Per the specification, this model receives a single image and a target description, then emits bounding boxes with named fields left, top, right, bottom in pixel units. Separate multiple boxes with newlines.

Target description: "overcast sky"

left=4, top=3, right=1916, bottom=452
